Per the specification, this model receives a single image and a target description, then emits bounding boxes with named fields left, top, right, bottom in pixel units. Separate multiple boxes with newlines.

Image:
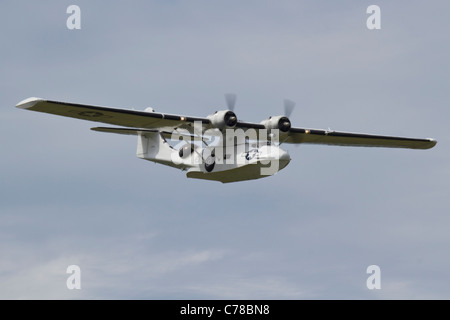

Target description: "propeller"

left=283, top=99, right=295, bottom=118
left=225, top=93, right=237, bottom=111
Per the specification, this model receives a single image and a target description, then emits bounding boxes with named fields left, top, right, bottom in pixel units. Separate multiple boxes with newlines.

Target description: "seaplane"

left=16, top=95, right=437, bottom=183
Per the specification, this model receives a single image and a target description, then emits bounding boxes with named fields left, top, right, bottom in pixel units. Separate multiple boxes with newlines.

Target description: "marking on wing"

left=78, top=111, right=104, bottom=117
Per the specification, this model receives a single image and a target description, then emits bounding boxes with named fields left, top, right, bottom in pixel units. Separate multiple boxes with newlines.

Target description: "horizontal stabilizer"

left=91, top=127, right=158, bottom=135
left=91, top=127, right=211, bottom=141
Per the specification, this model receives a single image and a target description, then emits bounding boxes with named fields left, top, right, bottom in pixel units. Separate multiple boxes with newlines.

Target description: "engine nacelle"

left=260, top=116, right=291, bottom=132
left=207, top=110, right=237, bottom=129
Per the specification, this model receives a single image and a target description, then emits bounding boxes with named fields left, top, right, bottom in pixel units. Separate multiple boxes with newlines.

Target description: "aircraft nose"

left=279, top=149, right=291, bottom=161
left=278, top=149, right=291, bottom=169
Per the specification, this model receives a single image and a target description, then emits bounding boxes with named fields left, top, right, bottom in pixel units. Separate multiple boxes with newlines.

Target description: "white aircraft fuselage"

left=136, top=130, right=291, bottom=183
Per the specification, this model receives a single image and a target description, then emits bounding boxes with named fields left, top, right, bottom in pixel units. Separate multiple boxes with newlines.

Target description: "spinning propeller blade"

left=284, top=99, right=295, bottom=118
left=225, top=93, right=237, bottom=111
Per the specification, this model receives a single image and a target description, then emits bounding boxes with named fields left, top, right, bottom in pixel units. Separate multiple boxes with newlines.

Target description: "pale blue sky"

left=1, top=0, right=449, bottom=299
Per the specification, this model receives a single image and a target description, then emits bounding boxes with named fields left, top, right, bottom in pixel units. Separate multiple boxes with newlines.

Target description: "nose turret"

left=277, top=148, right=291, bottom=169
left=258, top=145, right=291, bottom=170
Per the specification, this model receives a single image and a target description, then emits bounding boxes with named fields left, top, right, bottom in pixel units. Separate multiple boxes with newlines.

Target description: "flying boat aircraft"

left=16, top=95, right=437, bottom=183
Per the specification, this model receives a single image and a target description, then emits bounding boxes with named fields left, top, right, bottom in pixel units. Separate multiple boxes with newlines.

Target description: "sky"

left=1, top=0, right=449, bottom=299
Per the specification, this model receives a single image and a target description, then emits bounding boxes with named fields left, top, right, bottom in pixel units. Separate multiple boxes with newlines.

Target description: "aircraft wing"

left=232, top=121, right=435, bottom=150
left=283, top=127, right=437, bottom=149
left=15, top=97, right=210, bottom=132
left=16, top=97, right=436, bottom=149
left=235, top=119, right=435, bottom=150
